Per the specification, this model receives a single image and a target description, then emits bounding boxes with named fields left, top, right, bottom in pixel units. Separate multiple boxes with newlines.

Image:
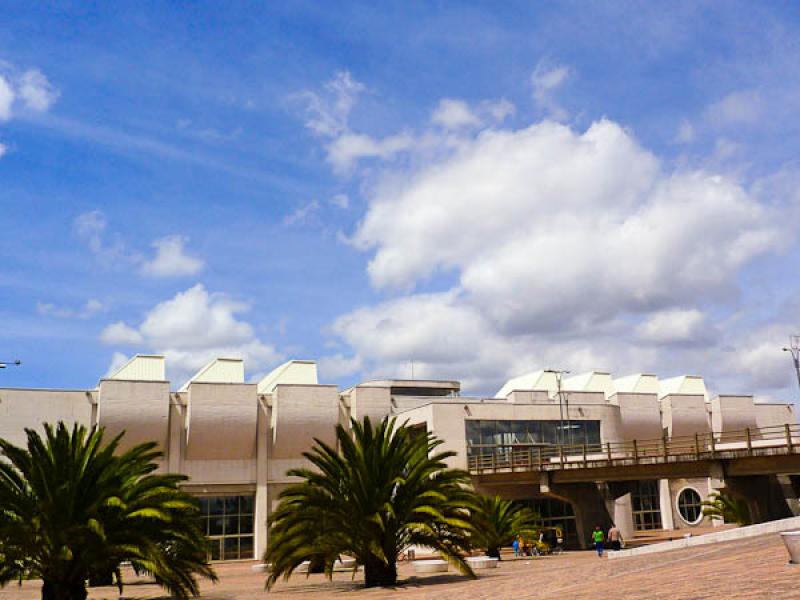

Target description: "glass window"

left=465, top=421, right=481, bottom=448
left=198, top=494, right=256, bottom=561
left=632, top=480, right=662, bottom=531
left=677, top=488, right=703, bottom=524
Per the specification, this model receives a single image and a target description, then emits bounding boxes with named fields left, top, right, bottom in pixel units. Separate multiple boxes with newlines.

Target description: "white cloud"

left=105, top=352, right=131, bottom=378
left=101, top=321, right=144, bottom=345
left=675, top=120, right=695, bottom=144
left=72, top=210, right=127, bottom=263
left=707, top=90, right=763, bottom=126
left=18, top=69, right=59, bottom=112
left=0, top=142, right=7, bottom=158
left=636, top=309, right=716, bottom=345
left=326, top=132, right=414, bottom=173
left=0, top=67, right=58, bottom=123
left=37, top=298, right=105, bottom=320
left=431, top=99, right=481, bottom=129
left=317, top=353, right=363, bottom=379
left=140, top=235, right=204, bottom=277
left=328, top=116, right=786, bottom=393
left=331, top=193, right=350, bottom=209
left=100, top=284, right=282, bottom=383
left=0, top=75, right=14, bottom=121
left=283, top=199, right=321, bottom=226
left=531, top=60, right=571, bottom=120
left=295, top=70, right=365, bottom=137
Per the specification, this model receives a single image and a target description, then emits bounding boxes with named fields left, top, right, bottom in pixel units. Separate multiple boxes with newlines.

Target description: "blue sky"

left=1, top=2, right=800, bottom=401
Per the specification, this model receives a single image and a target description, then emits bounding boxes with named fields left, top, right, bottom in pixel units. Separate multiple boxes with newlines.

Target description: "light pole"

left=545, top=369, right=571, bottom=445
left=783, top=336, right=800, bottom=395
left=0, top=359, right=21, bottom=369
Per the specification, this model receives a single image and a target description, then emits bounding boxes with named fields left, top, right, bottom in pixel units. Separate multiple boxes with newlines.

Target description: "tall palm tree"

left=264, top=417, right=475, bottom=588
left=0, top=422, right=216, bottom=600
left=701, top=491, right=752, bottom=525
left=469, top=494, right=541, bottom=558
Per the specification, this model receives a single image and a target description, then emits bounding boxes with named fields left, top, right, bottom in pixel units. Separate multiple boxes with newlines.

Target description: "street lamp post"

left=545, top=369, right=571, bottom=445
left=783, top=336, right=800, bottom=396
left=0, top=359, right=21, bottom=369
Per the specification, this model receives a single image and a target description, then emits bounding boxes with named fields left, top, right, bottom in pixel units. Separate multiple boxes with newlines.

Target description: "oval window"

left=677, top=488, right=703, bottom=524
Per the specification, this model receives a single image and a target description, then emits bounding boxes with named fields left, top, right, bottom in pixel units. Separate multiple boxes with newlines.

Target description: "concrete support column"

left=254, top=397, right=269, bottom=559
left=658, top=479, right=674, bottom=530
left=167, top=397, right=183, bottom=473
left=614, top=493, right=635, bottom=540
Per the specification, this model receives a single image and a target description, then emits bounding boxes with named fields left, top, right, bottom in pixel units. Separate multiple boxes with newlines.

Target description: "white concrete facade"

left=0, top=357, right=797, bottom=557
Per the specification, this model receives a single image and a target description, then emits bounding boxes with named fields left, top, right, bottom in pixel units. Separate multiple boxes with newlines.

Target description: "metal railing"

left=467, top=423, right=800, bottom=474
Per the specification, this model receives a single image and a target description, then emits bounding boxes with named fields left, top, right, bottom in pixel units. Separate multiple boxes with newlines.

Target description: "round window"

left=677, top=488, right=703, bottom=524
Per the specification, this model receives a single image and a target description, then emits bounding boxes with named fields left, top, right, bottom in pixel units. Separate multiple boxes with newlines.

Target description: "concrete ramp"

left=608, top=516, right=800, bottom=559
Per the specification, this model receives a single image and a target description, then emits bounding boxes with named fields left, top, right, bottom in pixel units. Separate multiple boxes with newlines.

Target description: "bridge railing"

left=467, top=423, right=800, bottom=473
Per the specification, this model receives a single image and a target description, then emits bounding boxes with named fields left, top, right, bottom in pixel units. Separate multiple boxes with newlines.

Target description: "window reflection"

left=199, top=494, right=255, bottom=561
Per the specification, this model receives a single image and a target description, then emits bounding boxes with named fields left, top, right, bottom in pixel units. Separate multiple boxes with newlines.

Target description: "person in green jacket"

left=592, top=526, right=605, bottom=557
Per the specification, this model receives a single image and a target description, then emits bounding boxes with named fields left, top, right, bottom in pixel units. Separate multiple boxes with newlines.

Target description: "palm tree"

left=469, top=494, right=541, bottom=558
left=701, top=491, right=752, bottom=525
left=0, top=422, right=216, bottom=600
left=264, top=416, right=475, bottom=588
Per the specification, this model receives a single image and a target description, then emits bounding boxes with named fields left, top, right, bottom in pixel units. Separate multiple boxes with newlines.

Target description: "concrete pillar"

left=659, top=479, right=674, bottom=530
left=614, top=493, right=635, bottom=540
left=254, top=396, right=269, bottom=559
left=167, top=397, right=183, bottom=473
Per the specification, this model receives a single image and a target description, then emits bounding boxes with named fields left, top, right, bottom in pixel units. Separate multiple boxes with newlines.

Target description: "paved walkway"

left=1, top=533, right=795, bottom=599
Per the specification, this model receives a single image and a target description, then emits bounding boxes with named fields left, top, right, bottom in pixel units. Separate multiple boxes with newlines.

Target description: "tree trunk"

left=363, top=557, right=397, bottom=587
left=41, top=579, right=88, bottom=600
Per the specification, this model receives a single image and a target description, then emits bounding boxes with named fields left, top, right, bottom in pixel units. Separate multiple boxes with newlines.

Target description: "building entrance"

left=632, top=480, right=662, bottom=531
left=198, top=495, right=255, bottom=560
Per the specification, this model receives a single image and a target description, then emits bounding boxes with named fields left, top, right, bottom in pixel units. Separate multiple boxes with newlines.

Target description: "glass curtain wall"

left=198, top=495, right=255, bottom=561
left=466, top=419, right=601, bottom=457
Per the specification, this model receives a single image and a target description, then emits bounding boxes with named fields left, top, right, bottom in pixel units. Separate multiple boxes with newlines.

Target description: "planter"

left=780, top=531, right=800, bottom=564
left=413, top=559, right=449, bottom=574
left=466, top=556, right=499, bottom=569
left=333, top=558, right=358, bottom=571
left=294, top=560, right=311, bottom=573
left=250, top=563, right=270, bottom=573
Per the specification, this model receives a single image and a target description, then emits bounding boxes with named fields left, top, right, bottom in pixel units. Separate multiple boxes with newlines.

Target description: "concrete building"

left=0, top=356, right=798, bottom=556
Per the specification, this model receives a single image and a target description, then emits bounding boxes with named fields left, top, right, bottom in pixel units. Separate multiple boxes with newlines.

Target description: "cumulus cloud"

left=635, top=309, right=717, bottom=346
left=327, top=132, right=414, bottom=173
left=325, top=114, right=787, bottom=393
left=317, top=353, right=363, bottom=380
left=0, top=75, right=13, bottom=121
left=707, top=89, right=763, bottom=127
left=18, top=69, right=59, bottom=112
left=531, top=60, right=571, bottom=120
left=431, top=99, right=481, bottom=129
left=101, top=321, right=144, bottom=345
left=140, top=235, right=204, bottom=277
left=0, top=66, right=58, bottom=122
left=100, top=284, right=282, bottom=383
left=37, top=298, right=105, bottom=320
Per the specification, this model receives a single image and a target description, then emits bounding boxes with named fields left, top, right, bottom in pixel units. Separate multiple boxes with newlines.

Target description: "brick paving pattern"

left=1, top=533, right=796, bottom=599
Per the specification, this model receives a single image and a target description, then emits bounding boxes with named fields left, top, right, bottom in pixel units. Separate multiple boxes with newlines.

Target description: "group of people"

left=511, top=528, right=564, bottom=557
left=591, top=523, right=624, bottom=557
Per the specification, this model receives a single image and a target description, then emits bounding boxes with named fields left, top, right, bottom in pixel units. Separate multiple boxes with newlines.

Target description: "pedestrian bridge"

left=468, top=424, right=800, bottom=483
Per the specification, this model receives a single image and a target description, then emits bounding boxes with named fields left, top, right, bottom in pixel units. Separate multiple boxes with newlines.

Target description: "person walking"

left=592, top=526, right=605, bottom=557
left=512, top=535, right=520, bottom=558
left=608, top=524, right=623, bottom=551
